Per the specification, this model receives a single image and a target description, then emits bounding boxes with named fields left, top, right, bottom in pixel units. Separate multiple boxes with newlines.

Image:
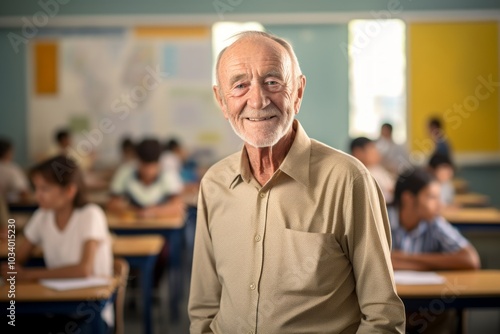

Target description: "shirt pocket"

left=277, top=228, right=350, bottom=295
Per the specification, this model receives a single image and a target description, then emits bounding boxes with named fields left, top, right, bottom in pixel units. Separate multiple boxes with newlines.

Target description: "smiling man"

left=188, top=31, right=405, bottom=334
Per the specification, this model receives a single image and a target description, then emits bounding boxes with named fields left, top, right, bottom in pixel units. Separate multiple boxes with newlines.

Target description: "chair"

left=113, top=257, right=130, bottom=334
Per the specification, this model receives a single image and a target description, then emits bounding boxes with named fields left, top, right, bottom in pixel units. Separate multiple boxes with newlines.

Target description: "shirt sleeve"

left=79, top=204, right=110, bottom=242
left=188, top=179, right=221, bottom=333
left=433, top=217, right=469, bottom=253
left=23, top=209, right=45, bottom=245
left=162, top=169, right=184, bottom=196
left=10, top=164, right=29, bottom=192
left=343, top=172, right=406, bottom=334
left=110, top=165, right=132, bottom=196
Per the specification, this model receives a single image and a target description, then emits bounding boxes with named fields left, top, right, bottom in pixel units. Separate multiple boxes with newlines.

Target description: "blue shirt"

left=387, top=207, right=469, bottom=254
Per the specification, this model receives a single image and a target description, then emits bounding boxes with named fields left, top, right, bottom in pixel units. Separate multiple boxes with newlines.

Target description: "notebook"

left=40, top=277, right=111, bottom=291
left=394, top=271, right=446, bottom=285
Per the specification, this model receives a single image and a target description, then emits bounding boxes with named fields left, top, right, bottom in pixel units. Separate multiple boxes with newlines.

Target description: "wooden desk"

left=397, top=270, right=500, bottom=333
left=453, top=193, right=490, bottom=207
left=442, top=207, right=500, bottom=231
left=0, top=234, right=163, bottom=334
left=106, top=212, right=185, bottom=328
left=0, top=277, right=118, bottom=333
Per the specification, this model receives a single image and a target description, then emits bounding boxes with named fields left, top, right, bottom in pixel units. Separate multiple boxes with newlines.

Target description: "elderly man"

left=188, top=31, right=405, bottom=333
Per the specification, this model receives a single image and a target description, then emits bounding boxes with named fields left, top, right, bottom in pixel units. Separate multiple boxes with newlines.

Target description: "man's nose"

left=247, top=84, right=270, bottom=110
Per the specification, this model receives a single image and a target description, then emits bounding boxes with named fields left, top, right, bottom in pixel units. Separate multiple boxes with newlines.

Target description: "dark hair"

left=136, top=139, right=161, bottom=163
left=55, top=129, right=70, bottom=143
left=121, top=137, right=135, bottom=151
left=0, top=137, right=13, bottom=159
left=393, top=168, right=436, bottom=207
left=428, top=153, right=454, bottom=170
left=164, top=138, right=180, bottom=152
left=428, top=117, right=442, bottom=129
left=29, top=155, right=88, bottom=208
left=381, top=123, right=393, bottom=133
left=350, top=137, right=373, bottom=153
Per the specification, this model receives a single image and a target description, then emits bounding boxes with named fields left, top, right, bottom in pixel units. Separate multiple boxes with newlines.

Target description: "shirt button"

left=250, top=283, right=256, bottom=290
left=254, top=234, right=261, bottom=242
left=260, top=192, right=265, bottom=198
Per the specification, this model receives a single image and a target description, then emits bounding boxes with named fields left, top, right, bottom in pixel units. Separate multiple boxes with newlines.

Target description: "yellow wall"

left=408, top=22, right=499, bottom=154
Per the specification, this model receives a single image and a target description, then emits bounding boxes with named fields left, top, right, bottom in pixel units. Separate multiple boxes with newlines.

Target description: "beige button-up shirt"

left=189, top=121, right=405, bottom=334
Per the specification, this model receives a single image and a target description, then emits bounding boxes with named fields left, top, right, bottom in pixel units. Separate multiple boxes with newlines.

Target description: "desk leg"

left=457, top=309, right=465, bottom=334
left=141, top=256, right=157, bottom=334
left=126, top=255, right=157, bottom=334
left=166, top=229, right=184, bottom=322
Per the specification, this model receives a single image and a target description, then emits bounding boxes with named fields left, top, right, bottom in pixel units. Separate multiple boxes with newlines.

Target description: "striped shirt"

left=388, top=206, right=469, bottom=253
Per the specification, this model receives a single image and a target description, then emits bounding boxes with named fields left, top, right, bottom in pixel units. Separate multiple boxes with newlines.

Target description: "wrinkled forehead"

left=218, top=37, right=293, bottom=79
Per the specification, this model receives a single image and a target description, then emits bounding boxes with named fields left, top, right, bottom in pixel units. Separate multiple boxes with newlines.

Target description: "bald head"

left=215, top=31, right=302, bottom=88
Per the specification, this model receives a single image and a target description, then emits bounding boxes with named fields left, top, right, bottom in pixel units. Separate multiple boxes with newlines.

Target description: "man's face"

left=214, top=37, right=305, bottom=148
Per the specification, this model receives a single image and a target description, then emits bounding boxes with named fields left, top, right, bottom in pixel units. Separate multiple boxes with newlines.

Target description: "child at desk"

left=0, top=155, right=114, bottom=333
left=388, top=168, right=480, bottom=334
left=427, top=153, right=456, bottom=208
left=106, top=138, right=184, bottom=287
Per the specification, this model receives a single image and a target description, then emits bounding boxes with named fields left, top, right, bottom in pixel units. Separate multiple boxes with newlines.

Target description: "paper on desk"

left=394, top=271, right=446, bottom=285
left=40, top=277, right=110, bottom=291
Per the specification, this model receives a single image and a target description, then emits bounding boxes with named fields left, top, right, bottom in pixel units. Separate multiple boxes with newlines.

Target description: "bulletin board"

left=28, top=26, right=242, bottom=167
left=408, top=21, right=499, bottom=156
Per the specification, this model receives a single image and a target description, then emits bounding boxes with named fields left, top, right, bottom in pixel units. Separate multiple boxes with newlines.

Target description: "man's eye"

left=235, top=84, right=245, bottom=89
left=266, top=81, right=278, bottom=85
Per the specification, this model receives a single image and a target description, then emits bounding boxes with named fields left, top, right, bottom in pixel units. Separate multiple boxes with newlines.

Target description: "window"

left=348, top=19, right=406, bottom=144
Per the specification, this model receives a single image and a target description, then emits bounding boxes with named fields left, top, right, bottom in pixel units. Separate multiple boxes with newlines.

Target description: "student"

left=44, top=128, right=95, bottom=172
left=0, top=155, right=114, bottom=332
left=0, top=195, right=8, bottom=239
left=428, top=117, right=452, bottom=158
left=0, top=137, right=31, bottom=202
left=375, top=122, right=410, bottom=176
left=120, top=137, right=136, bottom=165
left=107, top=138, right=184, bottom=217
left=106, top=138, right=184, bottom=291
left=428, top=153, right=456, bottom=207
left=350, top=136, right=395, bottom=203
left=389, top=168, right=480, bottom=333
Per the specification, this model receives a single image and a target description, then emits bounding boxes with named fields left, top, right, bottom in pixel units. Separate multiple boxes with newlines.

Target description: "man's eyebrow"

left=229, top=74, right=247, bottom=86
left=263, top=70, right=283, bottom=79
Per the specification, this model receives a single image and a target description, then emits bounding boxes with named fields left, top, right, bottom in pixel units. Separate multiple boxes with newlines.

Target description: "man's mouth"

left=246, top=116, right=276, bottom=122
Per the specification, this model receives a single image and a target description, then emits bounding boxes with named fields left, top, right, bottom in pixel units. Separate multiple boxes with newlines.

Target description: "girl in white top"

left=0, top=155, right=114, bottom=329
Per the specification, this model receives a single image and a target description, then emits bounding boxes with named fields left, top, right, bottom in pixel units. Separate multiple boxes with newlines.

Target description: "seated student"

left=428, top=117, right=452, bottom=158
left=389, top=167, right=480, bottom=270
left=106, top=138, right=184, bottom=291
left=43, top=128, right=95, bottom=172
left=350, top=136, right=395, bottom=203
left=427, top=153, right=456, bottom=207
left=0, top=137, right=31, bottom=202
left=0, top=195, right=8, bottom=239
left=375, top=122, right=410, bottom=177
left=0, top=155, right=114, bottom=332
left=120, top=137, right=136, bottom=165
left=389, top=168, right=480, bottom=334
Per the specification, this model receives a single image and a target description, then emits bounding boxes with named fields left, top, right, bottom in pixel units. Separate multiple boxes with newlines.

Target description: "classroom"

left=1, top=1, right=500, bottom=333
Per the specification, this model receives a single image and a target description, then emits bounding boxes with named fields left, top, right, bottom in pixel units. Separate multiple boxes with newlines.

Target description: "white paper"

left=40, top=277, right=111, bottom=291
left=394, top=271, right=446, bottom=285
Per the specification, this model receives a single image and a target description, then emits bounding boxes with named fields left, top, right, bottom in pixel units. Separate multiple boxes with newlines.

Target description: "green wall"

left=266, top=24, right=349, bottom=150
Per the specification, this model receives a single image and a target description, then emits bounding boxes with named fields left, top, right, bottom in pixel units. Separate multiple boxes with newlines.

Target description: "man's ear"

left=213, top=85, right=228, bottom=119
left=294, top=75, right=306, bottom=115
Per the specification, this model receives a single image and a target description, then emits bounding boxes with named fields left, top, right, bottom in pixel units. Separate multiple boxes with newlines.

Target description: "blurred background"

left=1, top=1, right=500, bottom=333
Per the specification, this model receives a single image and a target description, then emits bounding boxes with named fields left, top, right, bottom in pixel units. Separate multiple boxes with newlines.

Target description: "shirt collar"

left=229, top=119, right=311, bottom=189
